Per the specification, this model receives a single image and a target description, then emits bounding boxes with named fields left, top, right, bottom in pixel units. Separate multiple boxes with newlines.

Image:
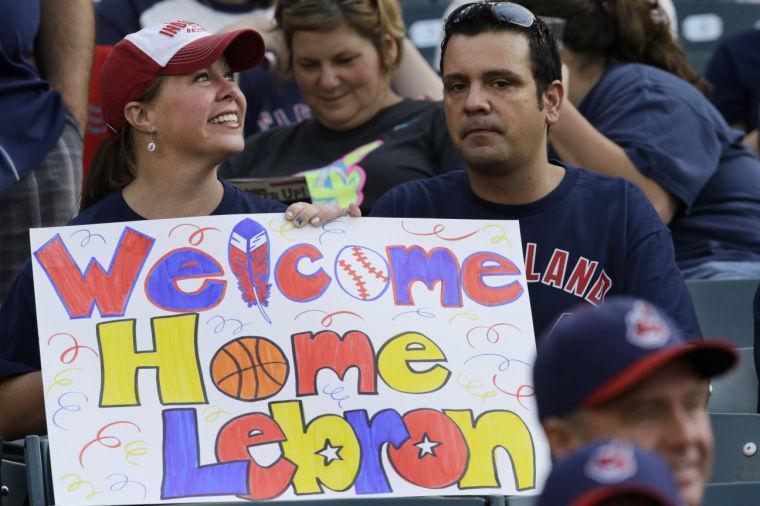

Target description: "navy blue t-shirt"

left=95, top=0, right=308, bottom=137
left=577, top=63, right=760, bottom=271
left=704, top=30, right=760, bottom=131
left=0, top=180, right=284, bottom=377
left=0, top=0, right=65, bottom=194
left=371, top=164, right=701, bottom=340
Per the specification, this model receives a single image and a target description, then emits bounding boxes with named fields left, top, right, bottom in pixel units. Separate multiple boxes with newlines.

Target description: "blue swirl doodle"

left=70, top=229, right=106, bottom=247
left=107, top=473, right=147, bottom=499
left=464, top=353, right=531, bottom=372
left=206, top=315, right=250, bottom=335
left=52, top=392, right=88, bottom=430
left=392, top=307, right=436, bottom=321
left=322, top=384, right=350, bottom=409
left=319, top=220, right=347, bottom=246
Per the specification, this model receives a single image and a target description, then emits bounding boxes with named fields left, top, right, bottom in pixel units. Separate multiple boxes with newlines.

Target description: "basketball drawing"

left=334, top=245, right=390, bottom=301
left=210, top=336, right=289, bottom=401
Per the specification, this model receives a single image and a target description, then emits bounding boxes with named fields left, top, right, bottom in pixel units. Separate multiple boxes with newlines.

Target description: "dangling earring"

left=147, top=130, right=156, bottom=152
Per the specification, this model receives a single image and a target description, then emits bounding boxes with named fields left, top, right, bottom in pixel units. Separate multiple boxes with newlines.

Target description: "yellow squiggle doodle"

left=268, top=217, right=297, bottom=241
left=61, top=473, right=101, bottom=500
left=202, top=406, right=231, bottom=423
left=456, top=371, right=498, bottom=402
left=448, top=309, right=479, bottom=325
left=46, top=367, right=82, bottom=397
left=124, top=440, right=148, bottom=466
left=483, top=224, right=512, bottom=249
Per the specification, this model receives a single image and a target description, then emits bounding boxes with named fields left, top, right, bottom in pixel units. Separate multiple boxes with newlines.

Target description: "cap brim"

left=573, top=484, right=677, bottom=506
left=583, top=340, right=738, bottom=408
left=163, top=28, right=265, bottom=74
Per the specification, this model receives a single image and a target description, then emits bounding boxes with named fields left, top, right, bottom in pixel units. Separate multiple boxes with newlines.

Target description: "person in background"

left=434, top=0, right=680, bottom=69
left=514, top=0, right=760, bottom=279
left=704, top=29, right=760, bottom=158
left=0, top=20, right=356, bottom=440
left=0, top=0, right=94, bottom=299
left=538, top=439, right=684, bottom=506
left=94, top=0, right=443, bottom=136
left=370, top=2, right=700, bottom=339
left=219, top=0, right=464, bottom=214
left=534, top=297, right=736, bottom=506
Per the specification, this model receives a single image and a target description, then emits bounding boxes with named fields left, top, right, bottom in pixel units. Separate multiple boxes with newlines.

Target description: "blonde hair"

left=275, top=0, right=406, bottom=71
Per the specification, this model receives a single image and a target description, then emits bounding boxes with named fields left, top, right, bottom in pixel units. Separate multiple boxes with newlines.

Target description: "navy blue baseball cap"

left=537, top=438, right=685, bottom=506
left=534, top=297, right=737, bottom=421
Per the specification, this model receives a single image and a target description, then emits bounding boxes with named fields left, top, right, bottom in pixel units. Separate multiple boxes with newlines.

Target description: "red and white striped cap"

left=100, top=20, right=265, bottom=133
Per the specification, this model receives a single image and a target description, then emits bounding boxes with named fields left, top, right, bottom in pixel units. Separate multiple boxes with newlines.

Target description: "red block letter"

left=387, top=409, right=467, bottom=488
left=275, top=244, right=330, bottom=302
left=292, top=330, right=376, bottom=396
left=216, top=412, right=296, bottom=500
left=33, top=228, right=154, bottom=318
left=586, top=270, right=613, bottom=305
left=461, top=252, right=523, bottom=306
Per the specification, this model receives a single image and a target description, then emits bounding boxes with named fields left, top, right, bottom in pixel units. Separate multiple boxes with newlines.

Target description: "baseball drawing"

left=334, top=245, right=390, bottom=301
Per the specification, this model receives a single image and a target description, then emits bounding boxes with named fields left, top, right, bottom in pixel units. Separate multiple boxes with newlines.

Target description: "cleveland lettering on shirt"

left=525, top=243, right=612, bottom=307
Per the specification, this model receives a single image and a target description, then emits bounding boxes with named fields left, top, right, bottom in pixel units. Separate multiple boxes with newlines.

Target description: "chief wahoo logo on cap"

left=625, top=300, right=671, bottom=349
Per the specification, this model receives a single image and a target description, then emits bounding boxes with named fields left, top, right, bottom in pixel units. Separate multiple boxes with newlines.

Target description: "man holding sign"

left=371, top=1, right=699, bottom=339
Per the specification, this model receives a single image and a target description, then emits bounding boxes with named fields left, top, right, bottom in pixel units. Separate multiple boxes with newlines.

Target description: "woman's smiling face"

left=291, top=23, right=399, bottom=131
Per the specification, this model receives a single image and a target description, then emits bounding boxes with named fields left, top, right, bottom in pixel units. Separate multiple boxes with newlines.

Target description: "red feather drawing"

left=228, top=218, right=271, bottom=324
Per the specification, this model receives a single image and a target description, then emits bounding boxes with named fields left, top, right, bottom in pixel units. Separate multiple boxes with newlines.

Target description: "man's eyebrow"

left=442, top=69, right=524, bottom=81
left=482, top=69, right=523, bottom=80
left=442, top=72, right=468, bottom=82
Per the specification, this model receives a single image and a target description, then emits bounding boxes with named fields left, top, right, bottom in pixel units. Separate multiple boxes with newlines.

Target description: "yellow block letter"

left=377, top=331, right=451, bottom=393
left=98, top=314, right=206, bottom=406
left=445, top=410, right=535, bottom=490
left=270, top=400, right=360, bottom=494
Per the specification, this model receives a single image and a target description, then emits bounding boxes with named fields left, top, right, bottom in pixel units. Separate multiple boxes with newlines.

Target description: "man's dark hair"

left=440, top=2, right=562, bottom=107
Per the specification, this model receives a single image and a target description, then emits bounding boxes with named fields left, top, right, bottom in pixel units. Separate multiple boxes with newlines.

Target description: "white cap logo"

left=625, top=300, right=670, bottom=349
left=125, top=20, right=209, bottom=67
left=584, top=440, right=638, bottom=484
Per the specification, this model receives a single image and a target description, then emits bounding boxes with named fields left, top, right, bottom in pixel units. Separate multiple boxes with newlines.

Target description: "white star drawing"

left=316, top=439, right=343, bottom=465
left=414, top=433, right=440, bottom=458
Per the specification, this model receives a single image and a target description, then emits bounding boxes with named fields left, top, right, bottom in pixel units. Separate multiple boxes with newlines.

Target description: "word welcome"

left=34, top=226, right=524, bottom=321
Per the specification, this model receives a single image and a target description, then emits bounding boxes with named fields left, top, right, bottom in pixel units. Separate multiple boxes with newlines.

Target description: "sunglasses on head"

left=445, top=1, right=536, bottom=31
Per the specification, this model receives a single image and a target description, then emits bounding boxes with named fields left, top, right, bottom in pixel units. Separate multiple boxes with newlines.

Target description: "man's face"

left=552, top=361, right=713, bottom=506
left=441, top=30, right=557, bottom=174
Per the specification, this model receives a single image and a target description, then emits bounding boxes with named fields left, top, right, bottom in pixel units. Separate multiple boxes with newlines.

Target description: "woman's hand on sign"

left=285, top=202, right=361, bottom=227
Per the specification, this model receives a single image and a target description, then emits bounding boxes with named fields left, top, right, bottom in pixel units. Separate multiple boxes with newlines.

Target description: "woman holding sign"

left=0, top=20, right=358, bottom=439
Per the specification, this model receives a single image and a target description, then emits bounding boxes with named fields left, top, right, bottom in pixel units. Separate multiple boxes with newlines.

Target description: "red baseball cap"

left=100, top=20, right=265, bottom=133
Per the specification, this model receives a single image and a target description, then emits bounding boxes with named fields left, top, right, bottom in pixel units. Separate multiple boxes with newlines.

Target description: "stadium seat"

left=709, top=413, right=760, bottom=483
left=0, top=440, right=27, bottom=506
left=674, top=0, right=760, bottom=72
left=505, top=495, right=536, bottom=506
left=0, top=436, right=50, bottom=506
left=708, top=347, right=759, bottom=414
left=686, top=278, right=760, bottom=347
left=703, top=482, right=760, bottom=506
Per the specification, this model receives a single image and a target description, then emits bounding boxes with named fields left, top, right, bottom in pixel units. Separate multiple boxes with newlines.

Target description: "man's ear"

left=124, top=101, right=155, bottom=134
left=542, top=415, right=584, bottom=460
left=543, top=79, right=564, bottom=126
left=380, top=33, right=400, bottom=69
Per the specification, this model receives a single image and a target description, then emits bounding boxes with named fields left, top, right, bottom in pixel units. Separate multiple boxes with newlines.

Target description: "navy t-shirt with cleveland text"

left=371, top=164, right=701, bottom=341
